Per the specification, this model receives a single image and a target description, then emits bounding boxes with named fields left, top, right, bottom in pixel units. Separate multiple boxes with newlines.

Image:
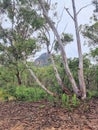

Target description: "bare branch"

left=42, top=26, right=55, bottom=53
left=64, top=7, right=74, bottom=21
left=50, top=36, right=55, bottom=53
left=56, top=8, right=64, bottom=28
left=38, top=0, right=81, bottom=97
left=77, top=4, right=92, bottom=15
left=41, top=26, right=51, bottom=53
left=63, top=23, right=68, bottom=33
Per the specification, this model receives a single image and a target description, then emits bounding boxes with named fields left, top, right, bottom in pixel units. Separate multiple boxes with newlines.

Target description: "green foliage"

left=0, top=52, right=98, bottom=103
left=0, top=88, right=5, bottom=101
left=82, top=22, right=98, bottom=45
left=87, top=90, right=98, bottom=99
left=3, top=84, right=58, bottom=102
left=0, top=66, right=16, bottom=87
left=6, top=85, right=16, bottom=97
left=18, top=3, right=45, bottom=30
left=92, top=0, right=98, bottom=12
left=61, top=94, right=70, bottom=108
left=32, top=65, right=60, bottom=92
left=14, top=38, right=37, bottom=56
left=19, top=8, right=36, bottom=24
left=0, top=44, right=4, bottom=52
left=61, top=33, right=73, bottom=43
left=1, top=0, right=11, bottom=9
left=0, top=0, right=47, bottom=89
left=0, top=88, right=14, bottom=101
left=7, top=86, right=47, bottom=101
left=61, top=93, right=80, bottom=109
left=72, top=94, right=79, bottom=107
left=32, top=17, right=45, bottom=30
left=54, top=33, right=73, bottom=52
left=90, top=48, right=98, bottom=59
left=19, top=0, right=28, bottom=5
left=15, top=86, right=46, bottom=101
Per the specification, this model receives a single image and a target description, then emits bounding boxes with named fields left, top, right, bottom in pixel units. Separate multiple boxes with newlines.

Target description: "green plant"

left=87, top=90, right=98, bottom=99
left=12, top=86, right=48, bottom=101
left=72, top=94, right=79, bottom=107
left=61, top=94, right=71, bottom=109
left=15, top=86, right=34, bottom=101
left=6, top=85, right=16, bottom=97
left=3, top=95, right=9, bottom=101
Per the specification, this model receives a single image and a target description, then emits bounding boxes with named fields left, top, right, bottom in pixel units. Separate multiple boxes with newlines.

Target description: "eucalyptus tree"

left=38, top=26, right=73, bottom=95
left=82, top=22, right=98, bottom=61
left=37, top=0, right=96, bottom=99
left=81, top=0, right=98, bottom=62
left=38, top=0, right=82, bottom=98
left=0, top=0, right=93, bottom=99
left=0, top=0, right=55, bottom=96
left=0, top=0, right=39, bottom=85
left=71, top=0, right=86, bottom=99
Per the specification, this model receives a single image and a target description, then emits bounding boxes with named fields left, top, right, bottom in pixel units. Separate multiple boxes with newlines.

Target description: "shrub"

left=61, top=94, right=70, bottom=108
left=72, top=94, right=80, bottom=107
left=87, top=90, right=98, bottom=99
left=14, top=86, right=47, bottom=101
left=6, top=85, right=16, bottom=97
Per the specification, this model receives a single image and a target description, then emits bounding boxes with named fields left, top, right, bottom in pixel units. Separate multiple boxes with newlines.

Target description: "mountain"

left=34, top=53, right=51, bottom=67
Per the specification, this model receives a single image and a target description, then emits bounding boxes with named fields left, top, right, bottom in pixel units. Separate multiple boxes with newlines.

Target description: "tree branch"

left=56, top=8, right=65, bottom=28
left=64, top=7, right=74, bottom=21
left=77, top=4, right=92, bottom=16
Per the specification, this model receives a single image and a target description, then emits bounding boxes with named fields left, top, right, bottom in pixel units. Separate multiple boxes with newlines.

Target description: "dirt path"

left=0, top=98, right=98, bottom=130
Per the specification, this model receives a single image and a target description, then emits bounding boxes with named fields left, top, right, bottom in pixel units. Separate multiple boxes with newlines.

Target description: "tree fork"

left=38, top=0, right=81, bottom=97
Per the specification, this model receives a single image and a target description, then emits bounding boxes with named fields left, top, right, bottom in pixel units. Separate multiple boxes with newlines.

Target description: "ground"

left=0, top=98, right=98, bottom=130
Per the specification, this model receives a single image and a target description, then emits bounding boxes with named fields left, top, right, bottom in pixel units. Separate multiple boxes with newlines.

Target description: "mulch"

left=0, top=98, right=98, bottom=130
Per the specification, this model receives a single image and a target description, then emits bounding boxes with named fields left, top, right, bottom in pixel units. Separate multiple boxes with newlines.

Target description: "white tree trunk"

left=38, top=0, right=81, bottom=97
left=72, top=0, right=86, bottom=99
left=25, top=63, right=56, bottom=96
left=50, top=54, right=71, bottom=95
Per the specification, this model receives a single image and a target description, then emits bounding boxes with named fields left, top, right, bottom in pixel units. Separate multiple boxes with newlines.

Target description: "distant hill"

left=34, top=53, right=51, bottom=67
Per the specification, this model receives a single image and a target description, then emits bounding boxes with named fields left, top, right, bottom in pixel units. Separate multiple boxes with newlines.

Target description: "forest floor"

left=0, top=98, right=98, bottom=130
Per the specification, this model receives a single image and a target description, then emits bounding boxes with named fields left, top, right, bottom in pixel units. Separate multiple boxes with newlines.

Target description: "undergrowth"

left=0, top=86, right=98, bottom=111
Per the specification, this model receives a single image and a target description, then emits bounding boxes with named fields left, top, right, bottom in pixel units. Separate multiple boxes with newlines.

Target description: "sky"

left=46, top=0, right=96, bottom=59
left=1, top=0, right=95, bottom=59
left=33, top=0, right=95, bottom=59
left=49, top=0, right=95, bottom=58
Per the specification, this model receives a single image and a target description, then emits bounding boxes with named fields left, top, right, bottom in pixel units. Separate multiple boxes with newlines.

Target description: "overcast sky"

left=34, top=0, right=95, bottom=59
left=49, top=0, right=95, bottom=58
left=2, top=0, right=95, bottom=59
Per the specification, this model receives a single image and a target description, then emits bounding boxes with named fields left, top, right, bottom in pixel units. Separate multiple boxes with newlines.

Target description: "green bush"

left=87, top=90, right=98, bottom=99
left=61, top=94, right=70, bottom=108
left=13, top=86, right=47, bottom=101
left=72, top=94, right=80, bottom=107
left=2, top=85, right=55, bottom=102
left=6, top=85, right=16, bottom=97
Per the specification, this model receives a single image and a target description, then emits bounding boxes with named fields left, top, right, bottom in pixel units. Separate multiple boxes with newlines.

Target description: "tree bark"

left=50, top=54, right=71, bottom=95
left=72, top=0, right=86, bottom=99
left=38, top=0, right=81, bottom=97
left=16, top=71, right=22, bottom=85
left=25, top=63, right=56, bottom=97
